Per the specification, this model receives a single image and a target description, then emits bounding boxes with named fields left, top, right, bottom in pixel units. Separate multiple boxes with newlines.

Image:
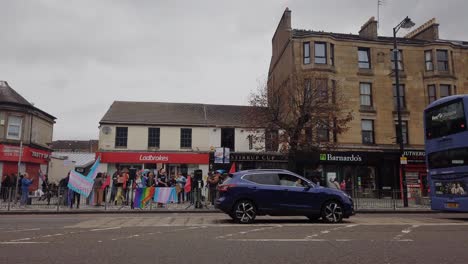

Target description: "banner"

left=154, top=187, right=178, bottom=204
left=67, top=157, right=101, bottom=197
left=133, top=187, right=155, bottom=208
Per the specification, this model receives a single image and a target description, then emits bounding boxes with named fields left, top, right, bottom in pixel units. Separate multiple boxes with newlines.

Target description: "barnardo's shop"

left=97, top=151, right=210, bottom=177
left=296, top=150, right=400, bottom=195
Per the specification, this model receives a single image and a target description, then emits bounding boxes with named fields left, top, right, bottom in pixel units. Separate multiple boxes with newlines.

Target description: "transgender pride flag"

left=154, top=187, right=178, bottom=204
left=67, top=157, right=101, bottom=197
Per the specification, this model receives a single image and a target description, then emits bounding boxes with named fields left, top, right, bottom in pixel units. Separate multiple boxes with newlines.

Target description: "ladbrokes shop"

left=97, top=151, right=210, bottom=177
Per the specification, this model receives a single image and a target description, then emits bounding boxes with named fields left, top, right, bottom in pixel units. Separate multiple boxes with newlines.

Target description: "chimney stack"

left=405, top=18, right=439, bottom=41
left=359, top=17, right=378, bottom=40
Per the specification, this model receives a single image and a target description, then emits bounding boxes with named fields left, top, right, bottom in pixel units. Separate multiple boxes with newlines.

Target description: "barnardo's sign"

left=319, top=153, right=364, bottom=163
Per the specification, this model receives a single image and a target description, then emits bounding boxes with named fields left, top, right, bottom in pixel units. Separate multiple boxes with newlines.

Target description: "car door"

left=242, top=173, right=282, bottom=212
left=278, top=173, right=318, bottom=214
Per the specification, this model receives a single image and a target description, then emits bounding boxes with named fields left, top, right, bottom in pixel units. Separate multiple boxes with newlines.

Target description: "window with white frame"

left=359, top=82, right=372, bottom=107
left=7, top=116, right=22, bottom=140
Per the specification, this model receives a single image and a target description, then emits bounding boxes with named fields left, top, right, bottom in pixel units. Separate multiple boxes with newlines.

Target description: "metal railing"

left=0, top=186, right=430, bottom=212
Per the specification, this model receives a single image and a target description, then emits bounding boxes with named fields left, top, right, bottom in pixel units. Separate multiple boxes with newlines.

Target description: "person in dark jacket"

left=1, top=174, right=11, bottom=202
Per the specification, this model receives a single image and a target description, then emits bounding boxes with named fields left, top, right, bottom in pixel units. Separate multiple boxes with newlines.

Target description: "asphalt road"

left=1, top=213, right=468, bottom=264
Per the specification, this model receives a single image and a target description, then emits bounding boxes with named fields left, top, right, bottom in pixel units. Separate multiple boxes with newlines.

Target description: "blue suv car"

left=215, top=169, right=354, bottom=224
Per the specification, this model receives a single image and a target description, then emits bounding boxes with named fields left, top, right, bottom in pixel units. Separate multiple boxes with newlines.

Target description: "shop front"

left=97, top=151, right=210, bottom=178
left=297, top=150, right=400, bottom=196
left=210, top=152, right=288, bottom=172
left=403, top=150, right=428, bottom=197
left=0, top=144, right=50, bottom=191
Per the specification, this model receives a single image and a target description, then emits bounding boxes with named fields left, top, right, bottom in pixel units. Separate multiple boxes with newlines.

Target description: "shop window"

left=148, top=127, right=160, bottom=148
left=7, top=116, right=22, bottom=140
left=115, top=127, right=128, bottom=148
left=180, top=128, right=192, bottom=148
left=221, top=128, right=235, bottom=151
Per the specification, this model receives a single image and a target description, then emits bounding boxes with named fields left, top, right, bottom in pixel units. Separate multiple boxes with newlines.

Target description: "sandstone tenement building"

left=268, top=8, right=468, bottom=194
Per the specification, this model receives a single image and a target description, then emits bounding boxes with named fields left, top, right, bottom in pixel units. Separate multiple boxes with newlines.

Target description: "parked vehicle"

left=215, top=169, right=354, bottom=224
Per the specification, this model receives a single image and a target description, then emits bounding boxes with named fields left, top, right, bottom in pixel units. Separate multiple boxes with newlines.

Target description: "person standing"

left=207, top=171, right=220, bottom=205
left=1, top=174, right=11, bottom=202
left=115, top=172, right=126, bottom=206
left=93, top=173, right=104, bottom=206
left=175, top=173, right=187, bottom=203
left=20, top=173, right=33, bottom=206
left=110, top=168, right=120, bottom=204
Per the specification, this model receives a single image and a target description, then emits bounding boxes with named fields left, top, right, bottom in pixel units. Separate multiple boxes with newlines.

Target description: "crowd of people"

left=1, top=168, right=230, bottom=208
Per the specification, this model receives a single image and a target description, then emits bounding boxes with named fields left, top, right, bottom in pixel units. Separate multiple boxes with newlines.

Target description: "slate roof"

left=52, top=152, right=96, bottom=168
left=0, top=81, right=33, bottom=106
left=100, top=101, right=262, bottom=127
left=0, top=81, right=57, bottom=120
left=51, top=140, right=99, bottom=152
left=292, top=29, right=468, bottom=47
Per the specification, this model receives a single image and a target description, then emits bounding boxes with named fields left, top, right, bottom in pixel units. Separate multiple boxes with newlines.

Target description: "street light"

left=393, top=16, right=415, bottom=207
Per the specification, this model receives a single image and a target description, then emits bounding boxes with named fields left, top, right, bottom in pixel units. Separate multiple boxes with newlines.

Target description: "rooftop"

left=100, top=101, right=262, bottom=127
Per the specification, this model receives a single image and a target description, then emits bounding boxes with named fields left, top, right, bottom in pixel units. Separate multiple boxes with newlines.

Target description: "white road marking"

left=91, top=227, right=121, bottom=232
left=5, top=228, right=40, bottom=233
left=216, top=225, right=281, bottom=239
left=0, top=241, right=49, bottom=244
left=305, top=224, right=357, bottom=239
left=393, top=225, right=419, bottom=241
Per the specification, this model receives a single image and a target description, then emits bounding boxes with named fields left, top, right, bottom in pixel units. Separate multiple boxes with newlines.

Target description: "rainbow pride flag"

left=133, top=187, right=155, bottom=209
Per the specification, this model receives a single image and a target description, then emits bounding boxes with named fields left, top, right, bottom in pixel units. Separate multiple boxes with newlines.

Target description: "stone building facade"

left=268, top=8, right=468, bottom=195
left=0, top=81, right=56, bottom=191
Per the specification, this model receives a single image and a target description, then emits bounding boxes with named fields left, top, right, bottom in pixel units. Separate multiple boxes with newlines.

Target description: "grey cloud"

left=0, top=0, right=466, bottom=140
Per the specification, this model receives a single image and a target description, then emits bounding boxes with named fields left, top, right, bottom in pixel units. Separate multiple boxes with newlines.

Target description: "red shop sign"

left=0, top=144, right=50, bottom=164
left=97, top=152, right=209, bottom=164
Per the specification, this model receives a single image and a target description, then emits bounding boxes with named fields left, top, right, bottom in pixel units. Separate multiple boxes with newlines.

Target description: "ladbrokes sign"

left=319, top=153, right=363, bottom=162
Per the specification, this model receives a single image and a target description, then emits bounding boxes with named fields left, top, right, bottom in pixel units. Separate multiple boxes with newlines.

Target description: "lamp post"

left=393, top=16, right=415, bottom=207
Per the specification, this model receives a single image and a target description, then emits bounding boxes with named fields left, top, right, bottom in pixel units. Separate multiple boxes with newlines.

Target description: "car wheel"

left=321, top=200, right=343, bottom=223
left=232, top=200, right=256, bottom=224
left=306, top=215, right=320, bottom=222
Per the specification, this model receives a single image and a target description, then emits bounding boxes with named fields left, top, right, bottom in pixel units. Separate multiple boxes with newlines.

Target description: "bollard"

left=7, top=188, right=11, bottom=211
left=104, top=187, right=108, bottom=211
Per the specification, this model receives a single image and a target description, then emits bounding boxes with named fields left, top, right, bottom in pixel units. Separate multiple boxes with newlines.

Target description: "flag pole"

left=14, top=141, right=23, bottom=202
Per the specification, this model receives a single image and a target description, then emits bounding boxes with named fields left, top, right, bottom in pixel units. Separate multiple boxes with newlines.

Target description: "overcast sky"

left=1, top=0, right=466, bottom=140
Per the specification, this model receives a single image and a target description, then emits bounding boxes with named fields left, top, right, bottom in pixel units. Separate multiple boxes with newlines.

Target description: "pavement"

left=1, top=213, right=468, bottom=264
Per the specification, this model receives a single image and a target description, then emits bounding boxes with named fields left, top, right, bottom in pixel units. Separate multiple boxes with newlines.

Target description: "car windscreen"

left=428, top=147, right=468, bottom=169
left=425, top=99, right=467, bottom=139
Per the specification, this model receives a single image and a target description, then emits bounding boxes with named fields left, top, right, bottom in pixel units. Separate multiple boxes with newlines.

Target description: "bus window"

left=428, top=147, right=468, bottom=169
left=425, top=99, right=466, bottom=139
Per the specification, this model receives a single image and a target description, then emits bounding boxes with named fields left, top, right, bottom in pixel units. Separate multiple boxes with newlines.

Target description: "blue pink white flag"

left=154, top=187, right=178, bottom=204
left=67, top=157, right=100, bottom=197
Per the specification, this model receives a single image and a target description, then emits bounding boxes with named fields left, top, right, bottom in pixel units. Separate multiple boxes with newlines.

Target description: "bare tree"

left=248, top=71, right=353, bottom=172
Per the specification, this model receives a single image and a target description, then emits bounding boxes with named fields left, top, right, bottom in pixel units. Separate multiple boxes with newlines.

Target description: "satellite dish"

left=102, top=126, right=112, bottom=135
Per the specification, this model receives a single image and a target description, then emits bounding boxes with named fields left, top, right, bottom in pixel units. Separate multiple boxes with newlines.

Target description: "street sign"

left=400, top=156, right=408, bottom=165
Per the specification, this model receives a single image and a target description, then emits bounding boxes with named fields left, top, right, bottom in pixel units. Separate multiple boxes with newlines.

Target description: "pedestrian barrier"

left=0, top=186, right=430, bottom=212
